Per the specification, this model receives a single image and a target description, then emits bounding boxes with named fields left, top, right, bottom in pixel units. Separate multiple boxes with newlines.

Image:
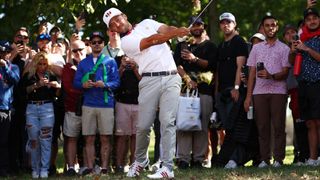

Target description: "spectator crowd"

left=0, top=0, right=320, bottom=179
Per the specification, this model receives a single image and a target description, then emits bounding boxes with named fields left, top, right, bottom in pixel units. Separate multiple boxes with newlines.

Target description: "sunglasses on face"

left=72, top=48, right=84, bottom=53
left=16, top=35, right=29, bottom=39
left=37, top=63, right=48, bottom=66
left=91, top=40, right=103, bottom=45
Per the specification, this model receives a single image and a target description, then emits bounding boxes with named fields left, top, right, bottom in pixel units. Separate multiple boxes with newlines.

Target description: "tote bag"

left=176, top=89, right=201, bottom=131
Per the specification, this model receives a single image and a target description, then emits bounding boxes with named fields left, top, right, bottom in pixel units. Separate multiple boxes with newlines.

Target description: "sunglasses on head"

left=91, top=40, right=103, bottom=45
left=16, top=35, right=29, bottom=39
left=72, top=48, right=84, bottom=53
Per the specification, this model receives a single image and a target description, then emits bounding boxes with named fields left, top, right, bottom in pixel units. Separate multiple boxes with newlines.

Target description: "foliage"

left=0, top=0, right=313, bottom=44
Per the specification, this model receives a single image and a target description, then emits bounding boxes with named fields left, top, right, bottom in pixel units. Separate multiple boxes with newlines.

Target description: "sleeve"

left=247, top=45, right=257, bottom=67
left=281, top=46, right=291, bottom=68
left=4, top=63, right=20, bottom=85
left=145, top=19, right=164, bottom=32
left=235, top=36, right=249, bottom=58
left=73, top=61, right=84, bottom=90
left=121, top=35, right=142, bottom=56
left=105, top=59, right=120, bottom=91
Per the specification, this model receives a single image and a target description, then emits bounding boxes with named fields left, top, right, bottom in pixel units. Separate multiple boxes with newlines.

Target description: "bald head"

left=71, top=40, right=85, bottom=50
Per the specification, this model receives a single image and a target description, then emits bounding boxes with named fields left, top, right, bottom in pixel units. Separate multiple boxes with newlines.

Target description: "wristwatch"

left=234, top=85, right=240, bottom=90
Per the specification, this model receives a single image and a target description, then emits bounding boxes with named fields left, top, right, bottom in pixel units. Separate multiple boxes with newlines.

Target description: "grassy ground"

left=7, top=136, right=320, bottom=180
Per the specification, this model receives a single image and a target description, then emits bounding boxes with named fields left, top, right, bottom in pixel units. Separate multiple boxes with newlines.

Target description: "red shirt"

left=62, top=63, right=82, bottom=112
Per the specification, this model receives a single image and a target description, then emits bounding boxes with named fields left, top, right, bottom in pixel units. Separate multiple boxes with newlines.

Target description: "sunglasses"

left=72, top=48, right=84, bottom=53
left=16, top=35, right=29, bottom=39
left=91, top=40, right=103, bottom=45
left=37, top=63, right=48, bottom=66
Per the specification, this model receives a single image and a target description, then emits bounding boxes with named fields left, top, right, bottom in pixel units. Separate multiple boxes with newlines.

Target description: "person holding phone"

left=289, top=8, right=320, bottom=166
left=244, top=16, right=290, bottom=168
left=73, top=31, right=120, bottom=175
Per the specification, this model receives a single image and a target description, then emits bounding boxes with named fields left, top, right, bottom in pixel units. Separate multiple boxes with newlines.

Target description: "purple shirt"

left=247, top=40, right=290, bottom=95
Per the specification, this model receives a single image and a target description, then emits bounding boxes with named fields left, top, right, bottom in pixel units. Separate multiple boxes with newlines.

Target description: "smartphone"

left=79, top=11, right=87, bottom=20
left=89, top=73, right=96, bottom=82
left=256, top=62, right=264, bottom=71
left=44, top=71, right=50, bottom=81
left=241, top=65, right=249, bottom=78
left=16, top=40, right=23, bottom=46
left=180, top=42, right=188, bottom=51
left=292, top=34, right=299, bottom=41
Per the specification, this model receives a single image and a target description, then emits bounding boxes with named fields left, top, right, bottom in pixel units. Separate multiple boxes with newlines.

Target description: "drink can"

left=247, top=106, right=253, bottom=120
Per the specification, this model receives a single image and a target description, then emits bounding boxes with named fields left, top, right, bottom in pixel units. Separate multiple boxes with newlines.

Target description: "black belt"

left=28, top=100, right=52, bottom=105
left=141, top=70, right=177, bottom=77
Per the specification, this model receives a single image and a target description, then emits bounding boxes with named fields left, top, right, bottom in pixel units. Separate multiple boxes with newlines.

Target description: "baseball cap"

left=249, top=33, right=266, bottom=42
left=304, top=8, right=319, bottom=19
left=36, top=33, right=51, bottom=42
left=0, top=40, right=12, bottom=52
left=103, top=7, right=123, bottom=27
left=219, top=12, right=236, bottom=23
left=189, top=16, right=205, bottom=26
left=89, top=31, right=104, bottom=41
left=282, top=24, right=297, bottom=37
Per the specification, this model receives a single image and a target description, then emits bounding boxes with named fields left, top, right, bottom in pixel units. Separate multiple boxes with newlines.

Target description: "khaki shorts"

left=63, top=111, right=82, bottom=137
left=82, top=106, right=114, bottom=135
left=115, top=102, right=138, bottom=136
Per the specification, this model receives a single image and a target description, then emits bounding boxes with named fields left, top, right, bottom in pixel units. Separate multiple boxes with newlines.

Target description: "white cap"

left=250, top=33, right=266, bottom=42
left=103, top=7, right=123, bottom=27
left=219, top=12, right=236, bottom=23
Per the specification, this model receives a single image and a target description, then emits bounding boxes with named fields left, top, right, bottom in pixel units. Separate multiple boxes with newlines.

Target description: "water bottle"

left=247, top=106, right=253, bottom=120
left=293, top=52, right=302, bottom=76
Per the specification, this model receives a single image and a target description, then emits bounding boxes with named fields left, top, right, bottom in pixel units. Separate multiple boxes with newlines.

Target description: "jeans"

left=26, top=103, right=55, bottom=174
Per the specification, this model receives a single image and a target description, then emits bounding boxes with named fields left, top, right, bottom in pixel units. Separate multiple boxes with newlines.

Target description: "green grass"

left=8, top=137, right=320, bottom=180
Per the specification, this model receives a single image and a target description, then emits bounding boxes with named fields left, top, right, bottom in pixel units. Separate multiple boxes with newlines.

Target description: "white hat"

left=103, top=8, right=123, bottom=27
left=219, top=12, right=236, bottom=23
left=250, top=33, right=266, bottom=42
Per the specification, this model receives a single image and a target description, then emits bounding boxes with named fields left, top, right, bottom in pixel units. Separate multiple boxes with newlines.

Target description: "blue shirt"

left=0, top=62, right=20, bottom=110
left=299, top=36, right=320, bottom=83
left=73, top=54, right=120, bottom=108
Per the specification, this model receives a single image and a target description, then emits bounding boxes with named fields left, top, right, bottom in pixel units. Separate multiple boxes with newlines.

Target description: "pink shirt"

left=247, top=40, right=290, bottom=95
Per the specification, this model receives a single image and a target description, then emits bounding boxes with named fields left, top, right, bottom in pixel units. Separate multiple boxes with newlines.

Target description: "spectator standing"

left=104, top=7, right=189, bottom=179
left=0, top=41, right=20, bottom=177
left=244, top=15, right=290, bottom=168
left=73, top=31, right=120, bottom=175
left=174, top=17, right=218, bottom=169
left=23, top=52, right=61, bottom=178
left=214, top=12, right=248, bottom=166
left=62, top=40, right=87, bottom=176
left=290, top=8, right=320, bottom=166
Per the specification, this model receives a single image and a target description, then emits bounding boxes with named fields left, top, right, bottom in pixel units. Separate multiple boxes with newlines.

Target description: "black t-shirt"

left=115, top=56, right=139, bottom=104
left=174, top=40, right=218, bottom=95
left=217, top=35, right=248, bottom=91
left=23, top=72, right=59, bottom=101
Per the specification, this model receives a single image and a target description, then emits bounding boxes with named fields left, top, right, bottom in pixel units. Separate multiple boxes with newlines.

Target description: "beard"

left=191, top=29, right=204, bottom=38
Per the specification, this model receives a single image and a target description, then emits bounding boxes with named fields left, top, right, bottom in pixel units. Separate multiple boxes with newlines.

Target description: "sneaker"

left=114, top=166, right=124, bottom=173
left=150, top=160, right=162, bottom=172
left=127, top=159, right=149, bottom=177
left=40, top=171, right=48, bottom=178
left=147, top=166, right=174, bottom=179
left=202, top=159, right=211, bottom=168
left=32, top=171, right=39, bottom=179
left=258, top=161, right=269, bottom=168
left=81, top=168, right=93, bottom=176
left=304, top=158, right=319, bottom=166
left=100, top=167, right=113, bottom=175
left=272, top=161, right=282, bottom=168
left=65, top=168, right=77, bottom=176
left=224, top=160, right=237, bottom=169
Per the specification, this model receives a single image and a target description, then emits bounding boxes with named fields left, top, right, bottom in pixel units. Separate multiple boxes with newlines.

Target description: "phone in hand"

left=241, top=65, right=249, bottom=78
left=89, top=73, right=96, bottom=82
left=180, top=42, right=188, bottom=51
left=44, top=71, right=50, bottom=80
left=256, top=62, right=265, bottom=71
left=79, top=11, right=87, bottom=20
left=292, top=34, right=299, bottom=41
left=16, top=40, right=24, bottom=46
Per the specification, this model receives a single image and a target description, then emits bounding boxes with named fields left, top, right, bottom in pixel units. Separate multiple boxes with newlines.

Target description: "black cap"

left=49, top=26, right=62, bottom=35
left=0, top=40, right=12, bottom=52
left=282, top=24, right=298, bottom=37
left=189, top=16, right=205, bottom=26
left=89, top=31, right=104, bottom=41
left=304, top=8, right=320, bottom=19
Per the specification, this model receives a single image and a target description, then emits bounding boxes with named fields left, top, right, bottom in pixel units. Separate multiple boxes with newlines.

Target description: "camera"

left=89, top=73, right=96, bottom=82
left=256, top=62, right=264, bottom=71
left=180, top=42, right=189, bottom=51
left=125, top=64, right=131, bottom=70
left=241, top=65, right=249, bottom=78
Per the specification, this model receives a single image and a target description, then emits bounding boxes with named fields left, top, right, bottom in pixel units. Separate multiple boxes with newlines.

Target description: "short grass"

left=9, top=137, right=320, bottom=180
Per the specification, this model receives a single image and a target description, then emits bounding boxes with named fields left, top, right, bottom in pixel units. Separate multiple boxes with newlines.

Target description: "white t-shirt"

left=121, top=19, right=177, bottom=74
